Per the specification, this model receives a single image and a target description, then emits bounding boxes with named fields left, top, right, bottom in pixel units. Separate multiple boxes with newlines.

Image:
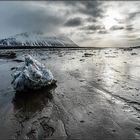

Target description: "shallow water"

left=0, top=48, right=140, bottom=139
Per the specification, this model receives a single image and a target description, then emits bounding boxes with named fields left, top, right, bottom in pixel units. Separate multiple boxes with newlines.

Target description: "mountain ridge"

left=0, top=32, right=79, bottom=48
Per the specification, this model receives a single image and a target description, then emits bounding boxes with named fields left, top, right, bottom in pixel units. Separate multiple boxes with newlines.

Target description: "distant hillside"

left=0, top=32, right=79, bottom=48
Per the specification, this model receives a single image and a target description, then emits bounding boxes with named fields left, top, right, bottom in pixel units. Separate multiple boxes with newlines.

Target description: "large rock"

left=11, top=55, right=56, bottom=92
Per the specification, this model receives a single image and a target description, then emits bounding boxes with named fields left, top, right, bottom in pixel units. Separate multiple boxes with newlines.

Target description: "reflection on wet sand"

left=12, top=85, right=56, bottom=120
left=12, top=85, right=57, bottom=139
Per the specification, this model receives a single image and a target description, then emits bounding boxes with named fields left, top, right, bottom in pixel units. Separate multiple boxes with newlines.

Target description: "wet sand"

left=0, top=48, right=140, bottom=139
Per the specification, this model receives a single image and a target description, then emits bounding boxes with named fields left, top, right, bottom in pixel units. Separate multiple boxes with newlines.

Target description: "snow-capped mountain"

left=0, top=32, right=79, bottom=47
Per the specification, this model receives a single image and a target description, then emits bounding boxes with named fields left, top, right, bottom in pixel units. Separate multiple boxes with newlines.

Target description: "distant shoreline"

left=0, top=46, right=139, bottom=50
left=0, top=46, right=107, bottom=50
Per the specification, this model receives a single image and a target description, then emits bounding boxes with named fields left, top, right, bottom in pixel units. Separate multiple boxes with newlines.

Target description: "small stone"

left=112, top=129, right=116, bottom=132
left=80, top=120, right=85, bottom=123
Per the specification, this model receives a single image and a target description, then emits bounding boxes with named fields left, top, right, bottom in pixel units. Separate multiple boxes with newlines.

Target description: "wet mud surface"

left=0, top=48, right=140, bottom=139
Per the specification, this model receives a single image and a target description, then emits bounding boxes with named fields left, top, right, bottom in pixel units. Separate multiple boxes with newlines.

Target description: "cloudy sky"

left=0, top=1, right=140, bottom=47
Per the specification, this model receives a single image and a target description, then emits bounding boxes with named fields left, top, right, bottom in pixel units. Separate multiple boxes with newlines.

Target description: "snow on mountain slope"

left=0, top=32, right=79, bottom=47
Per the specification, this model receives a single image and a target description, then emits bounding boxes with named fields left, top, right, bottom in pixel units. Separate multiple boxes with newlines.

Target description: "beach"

left=0, top=48, right=140, bottom=139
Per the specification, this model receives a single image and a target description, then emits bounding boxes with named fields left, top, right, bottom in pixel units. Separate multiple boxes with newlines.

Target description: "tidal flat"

left=0, top=48, right=140, bottom=139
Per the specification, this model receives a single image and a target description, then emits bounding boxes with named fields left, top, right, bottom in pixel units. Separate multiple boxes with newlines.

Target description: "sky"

left=0, top=1, right=140, bottom=47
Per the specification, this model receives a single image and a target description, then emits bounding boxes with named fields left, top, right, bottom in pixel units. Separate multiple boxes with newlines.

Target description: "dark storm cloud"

left=86, top=17, right=97, bottom=23
left=98, top=30, right=108, bottom=34
left=110, top=25, right=124, bottom=31
left=64, top=17, right=82, bottom=27
left=63, top=1, right=104, bottom=18
left=81, top=25, right=105, bottom=31
left=110, top=25, right=134, bottom=31
left=86, top=31, right=95, bottom=35
left=78, top=1, right=104, bottom=17
left=86, top=29, right=108, bottom=35
left=125, top=25, right=134, bottom=31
